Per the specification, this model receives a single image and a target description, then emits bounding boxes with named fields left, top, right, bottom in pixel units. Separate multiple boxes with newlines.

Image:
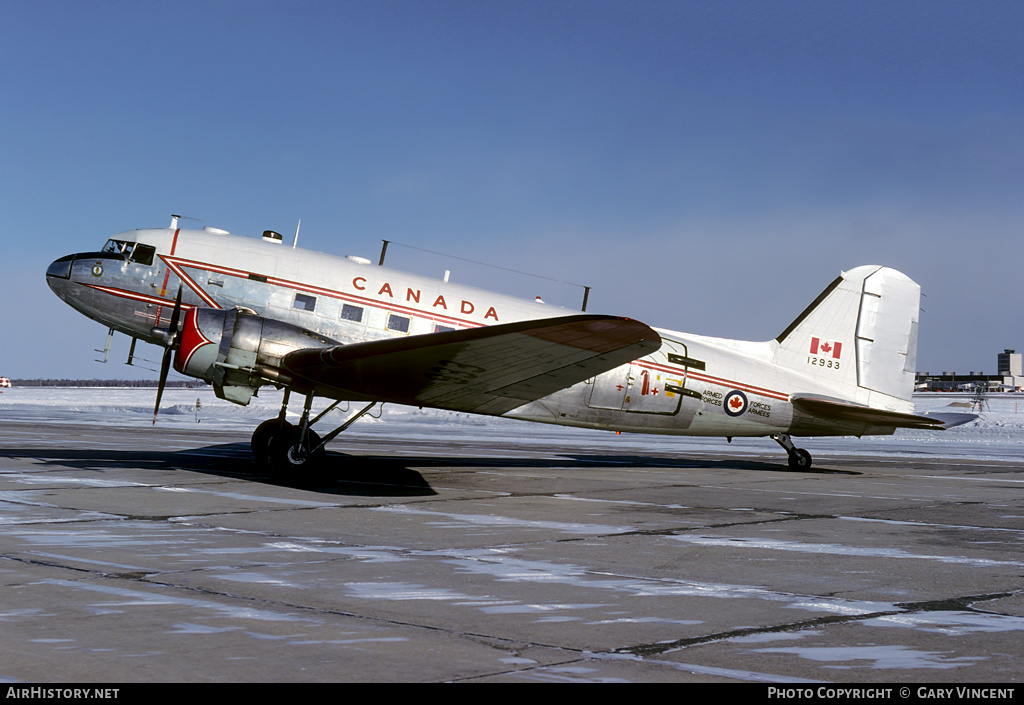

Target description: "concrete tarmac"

left=2, top=418, right=1023, bottom=683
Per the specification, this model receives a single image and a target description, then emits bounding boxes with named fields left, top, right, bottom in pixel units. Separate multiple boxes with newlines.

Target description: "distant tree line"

left=10, top=379, right=208, bottom=388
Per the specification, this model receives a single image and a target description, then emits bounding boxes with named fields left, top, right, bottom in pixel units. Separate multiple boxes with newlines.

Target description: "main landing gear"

left=771, top=433, right=813, bottom=470
left=251, top=389, right=380, bottom=483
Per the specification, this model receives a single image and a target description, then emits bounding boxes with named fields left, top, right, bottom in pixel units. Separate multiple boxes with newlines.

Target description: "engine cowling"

left=173, top=307, right=338, bottom=405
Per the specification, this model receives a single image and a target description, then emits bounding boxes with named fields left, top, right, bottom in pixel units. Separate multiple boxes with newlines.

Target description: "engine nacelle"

left=174, top=307, right=338, bottom=405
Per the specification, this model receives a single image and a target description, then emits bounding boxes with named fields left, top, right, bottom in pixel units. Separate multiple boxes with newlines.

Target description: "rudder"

left=773, top=266, right=920, bottom=405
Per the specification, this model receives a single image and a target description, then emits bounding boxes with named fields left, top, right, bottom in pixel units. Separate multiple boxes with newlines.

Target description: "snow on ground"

left=1, top=386, right=1022, bottom=462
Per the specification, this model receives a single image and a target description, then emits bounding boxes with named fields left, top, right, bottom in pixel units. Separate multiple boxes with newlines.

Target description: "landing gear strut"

left=250, top=391, right=380, bottom=483
left=771, top=433, right=813, bottom=470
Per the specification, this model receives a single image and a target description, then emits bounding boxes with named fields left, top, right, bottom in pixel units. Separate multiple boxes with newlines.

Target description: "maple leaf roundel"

left=723, top=390, right=748, bottom=417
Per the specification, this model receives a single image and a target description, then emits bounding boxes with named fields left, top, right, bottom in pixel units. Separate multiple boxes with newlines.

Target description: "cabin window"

left=341, top=304, right=363, bottom=322
left=387, top=314, right=410, bottom=333
left=434, top=324, right=455, bottom=333
left=294, top=293, right=317, bottom=312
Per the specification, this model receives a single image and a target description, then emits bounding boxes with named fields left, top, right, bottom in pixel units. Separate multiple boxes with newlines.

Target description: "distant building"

left=916, top=349, right=1024, bottom=392
left=998, top=349, right=1022, bottom=377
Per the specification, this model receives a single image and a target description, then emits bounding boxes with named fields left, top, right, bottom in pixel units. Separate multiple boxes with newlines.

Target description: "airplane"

left=45, top=216, right=972, bottom=481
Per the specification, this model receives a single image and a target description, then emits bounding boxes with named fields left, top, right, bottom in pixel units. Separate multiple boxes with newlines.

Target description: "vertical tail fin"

left=773, top=266, right=920, bottom=406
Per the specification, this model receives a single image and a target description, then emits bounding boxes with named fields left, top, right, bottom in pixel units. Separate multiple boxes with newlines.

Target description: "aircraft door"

left=620, top=364, right=678, bottom=414
left=584, top=340, right=701, bottom=415
left=621, top=340, right=699, bottom=415
left=584, top=362, right=632, bottom=410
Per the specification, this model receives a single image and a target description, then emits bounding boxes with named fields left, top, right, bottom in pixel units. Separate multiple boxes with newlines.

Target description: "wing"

left=282, top=314, right=661, bottom=415
left=790, top=394, right=976, bottom=430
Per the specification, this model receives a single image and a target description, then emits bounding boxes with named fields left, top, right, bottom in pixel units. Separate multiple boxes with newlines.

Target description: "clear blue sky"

left=2, top=0, right=1022, bottom=379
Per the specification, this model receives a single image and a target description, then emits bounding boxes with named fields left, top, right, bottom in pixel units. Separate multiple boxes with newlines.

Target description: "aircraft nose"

left=45, top=254, right=82, bottom=303
left=46, top=254, right=75, bottom=280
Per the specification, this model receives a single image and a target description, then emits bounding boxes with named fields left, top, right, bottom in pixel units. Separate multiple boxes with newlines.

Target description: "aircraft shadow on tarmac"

left=0, top=442, right=860, bottom=498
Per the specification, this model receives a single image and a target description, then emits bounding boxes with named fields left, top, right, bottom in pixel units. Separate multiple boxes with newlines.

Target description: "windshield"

left=102, top=239, right=155, bottom=266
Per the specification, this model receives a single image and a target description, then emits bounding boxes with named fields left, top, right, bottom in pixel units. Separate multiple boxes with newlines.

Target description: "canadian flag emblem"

left=810, top=337, right=842, bottom=359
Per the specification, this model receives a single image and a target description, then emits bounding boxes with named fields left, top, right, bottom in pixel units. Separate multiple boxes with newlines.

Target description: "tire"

left=788, top=448, right=813, bottom=471
left=251, top=419, right=293, bottom=467
left=267, top=426, right=325, bottom=485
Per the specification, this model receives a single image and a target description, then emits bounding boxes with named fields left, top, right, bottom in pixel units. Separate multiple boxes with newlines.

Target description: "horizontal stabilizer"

left=790, top=394, right=974, bottom=430
left=283, top=314, right=661, bottom=415
left=915, top=412, right=977, bottom=429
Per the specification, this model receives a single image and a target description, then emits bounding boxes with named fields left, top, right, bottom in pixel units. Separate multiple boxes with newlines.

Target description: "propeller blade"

left=153, top=348, right=173, bottom=424
left=153, top=287, right=184, bottom=424
left=166, top=286, right=184, bottom=343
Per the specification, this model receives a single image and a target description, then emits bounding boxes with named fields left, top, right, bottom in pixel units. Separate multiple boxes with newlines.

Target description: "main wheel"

left=267, top=426, right=325, bottom=484
left=251, top=419, right=293, bottom=467
left=787, top=448, right=813, bottom=470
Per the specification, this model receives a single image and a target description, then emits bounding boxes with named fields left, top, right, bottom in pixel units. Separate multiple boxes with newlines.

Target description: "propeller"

left=153, top=286, right=184, bottom=424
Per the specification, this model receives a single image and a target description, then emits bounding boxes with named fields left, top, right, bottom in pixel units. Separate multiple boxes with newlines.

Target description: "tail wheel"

left=771, top=433, right=813, bottom=471
left=788, top=448, right=813, bottom=470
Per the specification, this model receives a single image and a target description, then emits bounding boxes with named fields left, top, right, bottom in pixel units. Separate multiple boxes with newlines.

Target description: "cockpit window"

left=101, top=239, right=155, bottom=265
left=102, top=239, right=130, bottom=256
left=131, top=244, right=155, bottom=266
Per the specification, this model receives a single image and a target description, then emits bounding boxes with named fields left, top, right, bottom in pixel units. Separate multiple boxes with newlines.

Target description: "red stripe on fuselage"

left=154, top=228, right=181, bottom=323
left=161, top=255, right=488, bottom=330
left=159, top=257, right=221, bottom=308
left=634, top=358, right=790, bottom=402
left=85, top=284, right=195, bottom=311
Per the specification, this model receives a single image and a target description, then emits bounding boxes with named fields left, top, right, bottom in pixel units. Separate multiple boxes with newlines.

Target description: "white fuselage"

left=48, top=226, right=896, bottom=439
